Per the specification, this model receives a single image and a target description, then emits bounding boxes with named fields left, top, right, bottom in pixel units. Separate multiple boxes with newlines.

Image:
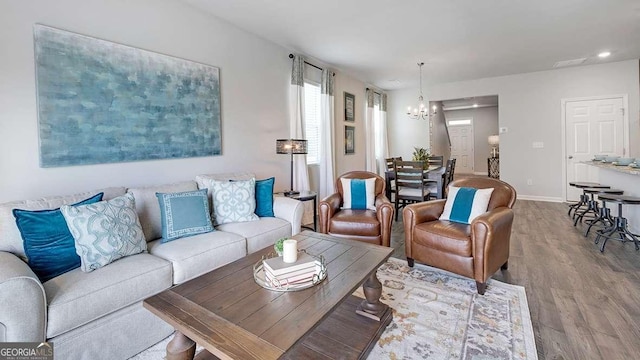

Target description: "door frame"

left=560, top=94, right=629, bottom=201
left=447, top=117, right=475, bottom=174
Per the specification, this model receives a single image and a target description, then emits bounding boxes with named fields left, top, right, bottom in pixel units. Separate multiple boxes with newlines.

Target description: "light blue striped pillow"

left=439, top=186, right=494, bottom=224
left=340, top=178, right=376, bottom=210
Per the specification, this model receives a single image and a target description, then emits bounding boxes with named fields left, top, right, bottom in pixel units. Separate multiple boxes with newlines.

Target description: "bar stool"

left=594, top=194, right=640, bottom=252
left=568, top=182, right=610, bottom=221
left=583, top=188, right=624, bottom=236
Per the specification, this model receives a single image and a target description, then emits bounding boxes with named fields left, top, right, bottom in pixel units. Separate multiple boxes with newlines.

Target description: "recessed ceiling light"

left=598, top=51, right=611, bottom=58
left=473, top=104, right=478, bottom=108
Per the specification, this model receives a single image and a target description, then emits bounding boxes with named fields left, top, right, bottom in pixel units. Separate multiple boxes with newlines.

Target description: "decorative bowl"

left=604, top=156, right=620, bottom=163
left=593, top=155, right=606, bottom=161
left=616, top=158, right=635, bottom=166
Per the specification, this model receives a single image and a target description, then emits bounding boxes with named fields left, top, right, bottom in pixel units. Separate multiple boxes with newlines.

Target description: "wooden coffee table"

left=143, top=231, right=393, bottom=360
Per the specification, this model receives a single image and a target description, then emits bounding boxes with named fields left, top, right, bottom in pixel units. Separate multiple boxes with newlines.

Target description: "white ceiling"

left=179, top=0, right=640, bottom=90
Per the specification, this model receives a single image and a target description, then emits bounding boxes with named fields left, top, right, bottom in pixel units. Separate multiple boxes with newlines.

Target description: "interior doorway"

left=430, top=95, right=499, bottom=175
left=563, top=95, right=628, bottom=201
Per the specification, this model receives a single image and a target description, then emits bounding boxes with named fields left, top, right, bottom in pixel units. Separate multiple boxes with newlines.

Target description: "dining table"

left=385, top=165, right=445, bottom=200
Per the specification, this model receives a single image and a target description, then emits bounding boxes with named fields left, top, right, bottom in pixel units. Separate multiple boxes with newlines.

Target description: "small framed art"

left=344, top=92, right=355, bottom=122
left=345, top=125, right=355, bottom=154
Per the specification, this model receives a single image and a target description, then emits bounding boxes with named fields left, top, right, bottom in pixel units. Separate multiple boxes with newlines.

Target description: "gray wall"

left=388, top=60, right=640, bottom=200
left=443, top=107, right=498, bottom=174
left=0, top=0, right=296, bottom=202
left=428, top=101, right=450, bottom=161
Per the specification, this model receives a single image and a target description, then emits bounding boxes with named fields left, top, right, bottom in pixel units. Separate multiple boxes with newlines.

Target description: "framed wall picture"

left=345, top=125, right=355, bottom=154
left=344, top=92, right=355, bottom=122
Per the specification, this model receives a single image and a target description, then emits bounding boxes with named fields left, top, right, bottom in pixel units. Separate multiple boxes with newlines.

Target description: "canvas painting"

left=34, top=25, right=221, bottom=167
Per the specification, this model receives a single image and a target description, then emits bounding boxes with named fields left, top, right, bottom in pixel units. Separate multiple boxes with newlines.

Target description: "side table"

left=488, top=157, right=500, bottom=179
left=275, top=190, right=317, bottom=231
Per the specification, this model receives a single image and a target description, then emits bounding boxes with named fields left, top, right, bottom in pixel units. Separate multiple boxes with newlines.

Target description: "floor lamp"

left=276, top=139, right=307, bottom=196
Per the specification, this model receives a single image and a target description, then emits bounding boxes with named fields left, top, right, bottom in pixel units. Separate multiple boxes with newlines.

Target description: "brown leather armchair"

left=319, top=171, right=394, bottom=247
left=403, top=178, right=516, bottom=294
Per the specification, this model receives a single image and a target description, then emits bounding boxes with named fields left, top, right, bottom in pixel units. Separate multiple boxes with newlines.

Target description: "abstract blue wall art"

left=34, top=25, right=221, bottom=167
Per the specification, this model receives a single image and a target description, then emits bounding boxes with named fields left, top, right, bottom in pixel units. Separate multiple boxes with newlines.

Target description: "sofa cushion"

left=127, top=181, right=198, bottom=241
left=61, top=193, right=147, bottom=272
left=255, top=177, right=275, bottom=217
left=217, top=217, right=292, bottom=254
left=329, top=210, right=380, bottom=237
left=0, top=187, right=126, bottom=259
left=148, top=230, right=246, bottom=284
left=44, top=253, right=172, bottom=338
left=206, top=178, right=259, bottom=225
left=13, top=193, right=104, bottom=282
left=156, top=189, right=214, bottom=242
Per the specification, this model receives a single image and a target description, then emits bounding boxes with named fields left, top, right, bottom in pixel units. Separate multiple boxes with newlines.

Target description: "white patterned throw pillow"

left=207, top=178, right=259, bottom=225
left=60, top=193, right=147, bottom=272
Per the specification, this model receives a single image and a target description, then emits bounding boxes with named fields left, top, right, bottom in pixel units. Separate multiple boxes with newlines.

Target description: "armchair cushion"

left=413, top=221, right=471, bottom=256
left=440, top=186, right=494, bottom=224
left=329, top=209, right=380, bottom=237
left=340, top=178, right=376, bottom=210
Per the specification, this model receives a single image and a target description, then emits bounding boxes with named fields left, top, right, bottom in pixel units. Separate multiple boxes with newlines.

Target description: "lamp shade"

left=276, top=139, right=308, bottom=154
left=488, top=135, right=499, bottom=146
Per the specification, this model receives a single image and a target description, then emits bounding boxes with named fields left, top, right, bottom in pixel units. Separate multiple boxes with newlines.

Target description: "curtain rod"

left=289, top=54, right=335, bottom=76
left=365, top=88, right=383, bottom=95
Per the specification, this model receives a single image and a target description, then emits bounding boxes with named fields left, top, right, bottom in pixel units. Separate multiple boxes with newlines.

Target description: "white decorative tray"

left=253, top=250, right=327, bottom=292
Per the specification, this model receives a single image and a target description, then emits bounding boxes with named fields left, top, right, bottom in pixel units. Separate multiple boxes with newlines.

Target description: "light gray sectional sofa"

left=0, top=172, right=304, bottom=360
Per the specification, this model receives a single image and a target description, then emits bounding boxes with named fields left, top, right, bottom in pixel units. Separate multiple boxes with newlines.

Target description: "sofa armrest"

left=471, top=207, right=514, bottom=283
left=0, top=252, right=47, bottom=342
left=375, top=195, right=394, bottom=247
left=402, top=199, right=446, bottom=259
left=273, top=196, right=304, bottom=235
left=318, top=193, right=342, bottom=234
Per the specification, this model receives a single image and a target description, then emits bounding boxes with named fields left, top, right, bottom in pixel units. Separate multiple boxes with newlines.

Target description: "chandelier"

left=406, top=62, right=432, bottom=120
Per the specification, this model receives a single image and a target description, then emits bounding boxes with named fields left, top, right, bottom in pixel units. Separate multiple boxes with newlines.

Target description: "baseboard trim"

left=473, top=172, right=489, bottom=176
left=517, top=195, right=564, bottom=203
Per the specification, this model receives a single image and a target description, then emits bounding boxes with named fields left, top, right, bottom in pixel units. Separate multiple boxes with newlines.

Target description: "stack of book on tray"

left=263, top=253, right=321, bottom=288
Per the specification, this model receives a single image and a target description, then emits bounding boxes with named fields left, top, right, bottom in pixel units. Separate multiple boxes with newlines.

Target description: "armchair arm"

left=273, top=196, right=305, bottom=235
left=318, top=193, right=342, bottom=234
left=471, top=207, right=514, bottom=283
left=0, top=251, right=47, bottom=342
left=374, top=195, right=394, bottom=247
left=402, top=200, right=446, bottom=259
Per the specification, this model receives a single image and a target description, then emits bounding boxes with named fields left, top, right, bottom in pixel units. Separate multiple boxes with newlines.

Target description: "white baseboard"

left=517, top=195, right=564, bottom=203
left=473, top=172, right=488, bottom=176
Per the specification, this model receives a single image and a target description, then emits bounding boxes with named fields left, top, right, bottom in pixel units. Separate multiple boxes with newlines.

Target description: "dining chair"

left=385, top=157, right=402, bottom=202
left=393, top=160, right=438, bottom=221
left=440, top=159, right=456, bottom=197
left=427, top=155, right=444, bottom=167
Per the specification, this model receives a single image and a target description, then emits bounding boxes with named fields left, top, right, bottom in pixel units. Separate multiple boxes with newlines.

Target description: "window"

left=304, top=81, right=321, bottom=164
left=448, top=119, right=472, bottom=126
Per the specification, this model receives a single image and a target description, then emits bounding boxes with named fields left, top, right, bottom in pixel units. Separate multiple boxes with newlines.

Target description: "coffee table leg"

left=166, top=331, right=196, bottom=360
left=356, top=271, right=389, bottom=321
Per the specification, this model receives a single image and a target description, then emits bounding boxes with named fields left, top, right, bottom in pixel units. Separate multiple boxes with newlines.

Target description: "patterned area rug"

left=130, top=258, right=537, bottom=360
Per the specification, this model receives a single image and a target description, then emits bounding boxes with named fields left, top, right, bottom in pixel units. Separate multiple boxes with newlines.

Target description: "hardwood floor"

left=389, top=200, right=640, bottom=360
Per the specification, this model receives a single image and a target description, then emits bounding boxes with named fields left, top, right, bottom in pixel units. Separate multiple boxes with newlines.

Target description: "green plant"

left=412, top=147, right=430, bottom=161
left=274, top=237, right=287, bottom=254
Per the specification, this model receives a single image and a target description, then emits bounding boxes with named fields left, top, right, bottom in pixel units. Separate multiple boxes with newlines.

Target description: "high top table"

left=143, top=231, right=393, bottom=360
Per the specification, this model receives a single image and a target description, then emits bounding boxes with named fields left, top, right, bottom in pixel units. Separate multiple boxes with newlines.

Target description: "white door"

left=449, top=124, right=474, bottom=174
left=565, top=97, right=624, bottom=201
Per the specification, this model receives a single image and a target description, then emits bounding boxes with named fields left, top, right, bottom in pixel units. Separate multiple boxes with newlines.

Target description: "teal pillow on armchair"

left=13, top=192, right=104, bottom=282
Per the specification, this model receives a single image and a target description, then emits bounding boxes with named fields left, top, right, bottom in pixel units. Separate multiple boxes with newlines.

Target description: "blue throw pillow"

left=439, top=186, right=495, bottom=224
left=13, top=193, right=104, bottom=282
left=156, top=189, right=214, bottom=242
left=340, top=178, right=376, bottom=210
left=255, top=177, right=275, bottom=217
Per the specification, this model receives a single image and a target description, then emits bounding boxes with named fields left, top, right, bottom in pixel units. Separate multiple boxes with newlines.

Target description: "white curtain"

left=365, top=89, right=376, bottom=172
left=289, top=55, right=310, bottom=192
left=319, top=69, right=335, bottom=199
left=376, top=93, right=390, bottom=175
